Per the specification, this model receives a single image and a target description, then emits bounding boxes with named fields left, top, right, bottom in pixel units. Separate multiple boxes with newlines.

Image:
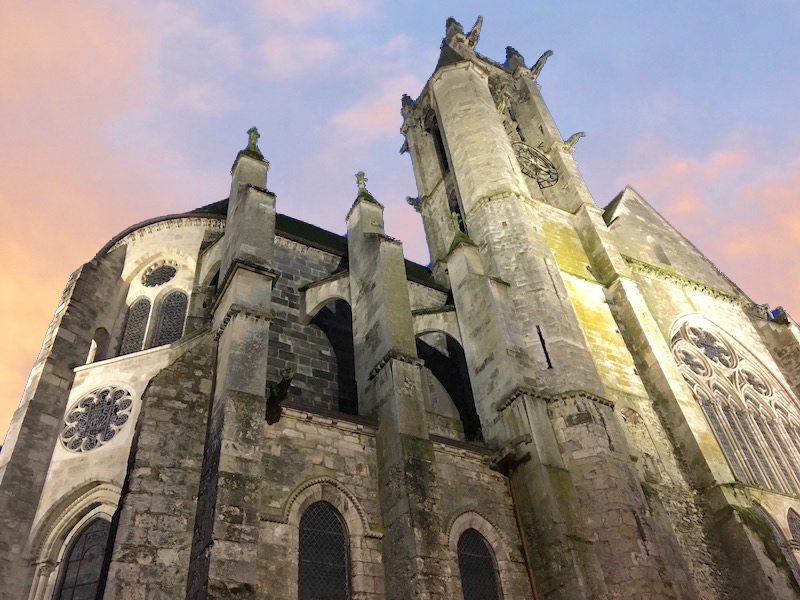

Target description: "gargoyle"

left=563, top=132, right=586, bottom=152
left=530, top=50, right=554, bottom=79
left=265, top=368, right=294, bottom=425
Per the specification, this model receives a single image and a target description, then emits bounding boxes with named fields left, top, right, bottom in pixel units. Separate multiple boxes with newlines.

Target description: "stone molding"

left=213, top=303, right=273, bottom=340
left=264, top=476, right=383, bottom=539
left=445, top=510, right=513, bottom=561
left=368, top=350, right=424, bottom=380
left=29, top=481, right=121, bottom=564
left=623, top=255, right=768, bottom=316
left=109, top=217, right=225, bottom=252
left=495, top=387, right=614, bottom=415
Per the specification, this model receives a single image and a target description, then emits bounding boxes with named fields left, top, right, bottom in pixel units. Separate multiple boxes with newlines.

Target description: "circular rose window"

left=61, top=386, right=133, bottom=452
left=142, top=263, right=178, bottom=287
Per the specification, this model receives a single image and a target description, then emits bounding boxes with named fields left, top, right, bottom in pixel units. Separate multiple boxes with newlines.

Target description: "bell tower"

left=401, top=17, right=690, bottom=599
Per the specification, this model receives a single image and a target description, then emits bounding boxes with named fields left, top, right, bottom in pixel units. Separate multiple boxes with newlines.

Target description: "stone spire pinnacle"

left=241, top=126, right=264, bottom=160
left=355, top=171, right=379, bottom=204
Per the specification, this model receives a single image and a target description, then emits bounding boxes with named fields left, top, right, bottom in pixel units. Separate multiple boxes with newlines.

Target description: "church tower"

left=400, top=16, right=800, bottom=600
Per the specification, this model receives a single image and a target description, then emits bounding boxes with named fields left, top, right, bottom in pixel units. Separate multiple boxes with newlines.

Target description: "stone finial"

left=355, top=171, right=379, bottom=203
left=506, top=46, right=526, bottom=70
left=241, top=126, right=265, bottom=160
left=356, top=171, right=368, bottom=193
left=530, top=50, right=554, bottom=79
left=466, top=16, right=483, bottom=47
left=444, top=16, right=482, bottom=48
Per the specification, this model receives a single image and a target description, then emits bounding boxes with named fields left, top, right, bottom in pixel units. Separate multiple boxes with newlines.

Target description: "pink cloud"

left=621, top=143, right=800, bottom=319
left=330, top=75, right=422, bottom=139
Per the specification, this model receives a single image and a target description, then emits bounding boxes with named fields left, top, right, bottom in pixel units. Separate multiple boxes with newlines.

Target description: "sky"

left=2, top=0, right=800, bottom=440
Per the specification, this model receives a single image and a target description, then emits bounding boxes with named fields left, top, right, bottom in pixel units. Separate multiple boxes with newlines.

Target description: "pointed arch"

left=277, top=478, right=382, bottom=599
left=151, top=289, right=188, bottom=347
left=416, top=331, right=482, bottom=441
left=119, top=297, right=151, bottom=355
left=27, top=482, right=120, bottom=600
left=671, top=316, right=800, bottom=495
left=447, top=511, right=511, bottom=600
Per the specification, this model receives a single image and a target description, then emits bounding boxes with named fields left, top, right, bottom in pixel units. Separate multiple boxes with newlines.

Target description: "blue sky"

left=2, top=0, right=799, bottom=437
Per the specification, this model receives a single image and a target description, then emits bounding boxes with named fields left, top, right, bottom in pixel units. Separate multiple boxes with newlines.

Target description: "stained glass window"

left=53, top=518, right=111, bottom=600
left=151, top=291, right=188, bottom=347
left=119, top=298, right=150, bottom=355
left=457, top=529, right=501, bottom=600
left=672, top=321, right=800, bottom=495
left=298, top=502, right=350, bottom=600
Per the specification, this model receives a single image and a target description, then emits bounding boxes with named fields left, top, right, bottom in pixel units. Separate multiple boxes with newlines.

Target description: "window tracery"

left=60, top=386, right=133, bottom=452
left=142, top=262, right=178, bottom=287
left=672, top=321, right=800, bottom=494
left=119, top=298, right=150, bottom=355
left=151, top=290, right=188, bottom=347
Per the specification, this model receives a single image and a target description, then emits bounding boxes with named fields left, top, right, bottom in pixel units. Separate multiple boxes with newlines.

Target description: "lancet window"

left=298, top=501, right=350, bottom=600
left=457, top=528, right=501, bottom=600
left=119, top=298, right=151, bottom=355
left=151, top=290, right=188, bottom=347
left=52, top=518, right=111, bottom=600
left=672, top=321, right=800, bottom=495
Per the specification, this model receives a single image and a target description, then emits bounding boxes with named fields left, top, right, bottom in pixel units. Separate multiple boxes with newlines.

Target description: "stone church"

left=3, top=16, right=800, bottom=600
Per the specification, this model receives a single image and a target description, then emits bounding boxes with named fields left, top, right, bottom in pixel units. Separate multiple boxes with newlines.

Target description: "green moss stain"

left=542, top=221, right=592, bottom=279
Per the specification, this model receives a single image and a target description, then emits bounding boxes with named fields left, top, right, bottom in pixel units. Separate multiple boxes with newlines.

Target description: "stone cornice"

left=495, top=387, right=614, bottom=414
left=623, top=255, right=768, bottom=317
left=108, top=217, right=225, bottom=252
left=368, top=350, right=423, bottom=380
left=213, top=303, right=273, bottom=340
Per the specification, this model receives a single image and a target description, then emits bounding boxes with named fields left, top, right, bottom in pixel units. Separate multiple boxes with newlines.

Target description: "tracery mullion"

left=696, top=393, right=748, bottom=482
left=759, top=415, right=800, bottom=494
left=745, top=409, right=788, bottom=493
left=787, top=425, right=800, bottom=483
left=721, top=403, right=767, bottom=488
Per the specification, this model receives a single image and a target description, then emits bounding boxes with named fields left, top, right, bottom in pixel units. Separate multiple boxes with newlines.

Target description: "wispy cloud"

left=331, top=74, right=422, bottom=139
left=260, top=34, right=341, bottom=78
left=251, top=0, right=371, bottom=26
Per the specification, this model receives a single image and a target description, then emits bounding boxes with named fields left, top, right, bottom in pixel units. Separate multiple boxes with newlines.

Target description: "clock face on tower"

left=512, top=142, right=559, bottom=189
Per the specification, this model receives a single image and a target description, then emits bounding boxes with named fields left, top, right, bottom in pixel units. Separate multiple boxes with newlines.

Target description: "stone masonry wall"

left=103, top=334, right=215, bottom=599
left=256, top=406, right=531, bottom=598
left=268, top=237, right=352, bottom=413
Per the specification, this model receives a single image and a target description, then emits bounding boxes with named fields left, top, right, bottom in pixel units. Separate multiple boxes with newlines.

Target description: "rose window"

left=61, top=386, right=133, bottom=452
left=142, top=263, right=178, bottom=287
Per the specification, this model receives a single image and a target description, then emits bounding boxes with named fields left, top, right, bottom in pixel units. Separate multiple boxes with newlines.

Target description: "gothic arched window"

left=672, top=321, right=800, bottom=495
left=151, top=290, right=188, bottom=347
left=53, top=518, right=111, bottom=600
left=298, top=501, right=350, bottom=600
left=457, top=528, right=501, bottom=600
left=119, top=298, right=151, bottom=355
